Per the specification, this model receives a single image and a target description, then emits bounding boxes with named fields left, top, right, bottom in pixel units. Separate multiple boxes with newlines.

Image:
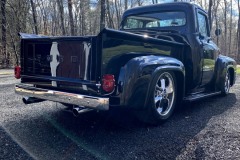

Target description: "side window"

left=124, top=18, right=143, bottom=29
left=197, top=12, right=209, bottom=37
left=146, top=21, right=158, bottom=28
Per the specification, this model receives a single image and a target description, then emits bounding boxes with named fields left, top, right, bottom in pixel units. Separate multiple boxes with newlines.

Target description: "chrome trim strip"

left=21, top=75, right=97, bottom=86
left=15, top=84, right=109, bottom=110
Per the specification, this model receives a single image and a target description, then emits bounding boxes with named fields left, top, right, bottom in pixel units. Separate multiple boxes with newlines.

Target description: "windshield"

left=122, top=11, right=186, bottom=30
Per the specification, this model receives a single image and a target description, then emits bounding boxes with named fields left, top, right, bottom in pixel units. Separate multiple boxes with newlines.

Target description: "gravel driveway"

left=0, top=71, right=240, bottom=160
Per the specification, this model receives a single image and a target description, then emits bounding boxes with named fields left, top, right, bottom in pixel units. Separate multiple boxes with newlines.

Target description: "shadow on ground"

left=4, top=93, right=237, bottom=160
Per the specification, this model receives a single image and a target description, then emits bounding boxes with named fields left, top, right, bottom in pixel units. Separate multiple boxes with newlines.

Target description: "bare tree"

left=213, top=0, right=220, bottom=46
left=124, top=0, right=128, bottom=10
left=114, top=0, right=121, bottom=27
left=30, top=0, right=38, bottom=34
left=68, top=0, right=75, bottom=36
left=229, top=0, right=232, bottom=56
left=223, top=0, right=228, bottom=55
left=237, top=0, right=240, bottom=60
left=79, top=0, right=91, bottom=35
left=57, top=0, right=65, bottom=35
left=106, top=0, right=115, bottom=29
left=152, top=0, right=158, bottom=4
left=136, top=0, right=143, bottom=6
left=100, top=0, right=106, bottom=30
left=208, top=0, right=213, bottom=30
left=1, top=0, right=7, bottom=67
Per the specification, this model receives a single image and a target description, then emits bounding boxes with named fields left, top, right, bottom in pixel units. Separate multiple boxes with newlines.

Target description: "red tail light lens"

left=14, top=66, right=21, bottom=79
left=102, top=74, right=115, bottom=93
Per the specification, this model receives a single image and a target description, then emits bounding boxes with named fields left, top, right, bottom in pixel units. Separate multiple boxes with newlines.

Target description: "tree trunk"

left=57, top=0, right=66, bottom=35
left=30, top=0, right=38, bottom=35
left=114, top=0, right=120, bottom=28
left=237, top=0, right=240, bottom=61
left=124, top=0, right=127, bottom=10
left=6, top=22, right=19, bottom=66
left=106, top=0, right=115, bottom=29
left=68, top=0, right=75, bottom=36
left=152, top=0, right=158, bottom=4
left=229, top=0, right=232, bottom=56
left=137, top=0, right=142, bottom=6
left=100, top=0, right=106, bottom=31
left=213, top=0, right=220, bottom=45
left=208, top=0, right=213, bottom=31
left=37, top=0, right=48, bottom=35
left=223, top=0, right=227, bottom=56
left=1, top=0, right=7, bottom=67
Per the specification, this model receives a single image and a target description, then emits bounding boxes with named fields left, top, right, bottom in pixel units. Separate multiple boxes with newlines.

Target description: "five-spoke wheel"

left=154, top=72, right=175, bottom=116
left=135, top=71, right=177, bottom=124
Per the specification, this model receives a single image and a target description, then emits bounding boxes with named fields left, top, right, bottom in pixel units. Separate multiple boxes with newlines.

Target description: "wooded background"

left=0, top=0, right=239, bottom=68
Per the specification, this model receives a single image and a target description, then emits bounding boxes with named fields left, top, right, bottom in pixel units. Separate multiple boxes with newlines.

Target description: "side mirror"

left=215, top=28, right=221, bottom=36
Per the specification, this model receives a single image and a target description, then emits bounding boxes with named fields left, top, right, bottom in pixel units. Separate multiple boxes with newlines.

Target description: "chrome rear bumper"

left=15, top=84, right=109, bottom=110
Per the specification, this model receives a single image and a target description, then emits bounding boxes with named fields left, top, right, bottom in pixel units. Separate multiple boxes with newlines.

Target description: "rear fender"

left=214, top=55, right=236, bottom=90
left=117, top=55, right=185, bottom=109
left=144, top=65, right=185, bottom=108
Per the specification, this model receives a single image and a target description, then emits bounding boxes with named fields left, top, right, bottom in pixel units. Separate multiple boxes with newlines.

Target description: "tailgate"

left=20, top=35, right=99, bottom=94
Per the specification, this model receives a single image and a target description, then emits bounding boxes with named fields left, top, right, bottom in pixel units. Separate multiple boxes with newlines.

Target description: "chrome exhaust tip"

left=72, top=106, right=93, bottom=117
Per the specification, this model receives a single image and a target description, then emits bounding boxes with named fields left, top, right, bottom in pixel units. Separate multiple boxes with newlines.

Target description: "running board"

left=183, top=91, right=221, bottom=102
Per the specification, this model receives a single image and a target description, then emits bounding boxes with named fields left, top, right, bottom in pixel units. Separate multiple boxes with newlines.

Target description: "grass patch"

left=0, top=72, right=13, bottom=75
left=237, top=67, right=240, bottom=75
left=0, top=69, right=13, bottom=75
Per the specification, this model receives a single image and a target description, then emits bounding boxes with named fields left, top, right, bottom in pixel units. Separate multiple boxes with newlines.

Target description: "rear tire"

left=135, top=71, right=177, bottom=125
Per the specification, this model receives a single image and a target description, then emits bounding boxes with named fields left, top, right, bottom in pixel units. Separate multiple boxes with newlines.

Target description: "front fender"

left=117, top=55, right=185, bottom=109
left=215, top=55, right=236, bottom=89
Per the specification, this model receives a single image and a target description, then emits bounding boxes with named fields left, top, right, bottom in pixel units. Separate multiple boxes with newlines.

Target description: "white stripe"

left=50, top=42, right=60, bottom=86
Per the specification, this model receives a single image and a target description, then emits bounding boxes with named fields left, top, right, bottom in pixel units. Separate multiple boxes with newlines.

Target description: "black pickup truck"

left=15, top=2, right=236, bottom=124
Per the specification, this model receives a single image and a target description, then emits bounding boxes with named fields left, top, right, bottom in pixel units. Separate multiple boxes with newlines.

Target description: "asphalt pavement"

left=0, top=71, right=240, bottom=160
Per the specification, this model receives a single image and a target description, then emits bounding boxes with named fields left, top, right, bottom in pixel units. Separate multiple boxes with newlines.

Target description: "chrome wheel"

left=154, top=72, right=175, bottom=116
left=224, top=70, right=230, bottom=93
left=134, top=71, right=177, bottom=124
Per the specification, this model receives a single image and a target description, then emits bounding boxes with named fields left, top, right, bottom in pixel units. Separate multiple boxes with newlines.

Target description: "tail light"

left=14, top=66, right=21, bottom=79
left=102, top=74, right=115, bottom=93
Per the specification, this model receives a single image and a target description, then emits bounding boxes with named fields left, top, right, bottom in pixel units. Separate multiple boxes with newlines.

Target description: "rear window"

left=123, top=11, right=186, bottom=29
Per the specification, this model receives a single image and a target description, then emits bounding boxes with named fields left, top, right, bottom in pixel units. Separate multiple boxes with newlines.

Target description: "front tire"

left=220, top=69, right=230, bottom=96
left=135, top=71, right=177, bottom=124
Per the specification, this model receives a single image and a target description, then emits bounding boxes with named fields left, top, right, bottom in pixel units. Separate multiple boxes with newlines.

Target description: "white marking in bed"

left=50, top=42, right=60, bottom=86
left=82, top=42, right=91, bottom=90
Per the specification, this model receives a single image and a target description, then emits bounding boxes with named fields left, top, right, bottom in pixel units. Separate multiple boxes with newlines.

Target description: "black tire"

left=135, top=71, right=177, bottom=125
left=220, top=69, right=231, bottom=96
